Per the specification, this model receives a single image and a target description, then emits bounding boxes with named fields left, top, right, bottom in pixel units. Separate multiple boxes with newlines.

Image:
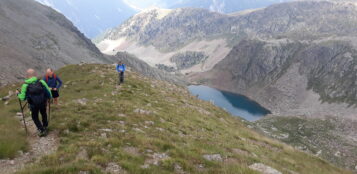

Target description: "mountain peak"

left=137, top=7, right=173, bottom=20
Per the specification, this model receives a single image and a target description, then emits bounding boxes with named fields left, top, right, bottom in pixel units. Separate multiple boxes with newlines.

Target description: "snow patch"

left=122, top=0, right=143, bottom=11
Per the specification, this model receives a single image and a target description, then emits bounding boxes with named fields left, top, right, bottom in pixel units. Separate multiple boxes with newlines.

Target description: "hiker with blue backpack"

left=16, top=69, right=52, bottom=137
left=116, top=61, right=126, bottom=85
left=44, top=68, right=62, bottom=105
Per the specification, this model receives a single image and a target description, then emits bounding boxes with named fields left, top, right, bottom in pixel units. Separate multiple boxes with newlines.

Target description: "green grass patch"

left=0, top=85, right=28, bottom=159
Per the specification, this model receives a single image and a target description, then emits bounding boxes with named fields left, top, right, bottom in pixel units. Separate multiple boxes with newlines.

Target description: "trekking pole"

left=48, top=99, right=51, bottom=124
left=18, top=99, right=28, bottom=135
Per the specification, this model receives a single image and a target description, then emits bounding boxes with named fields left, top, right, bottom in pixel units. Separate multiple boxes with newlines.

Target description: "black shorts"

left=51, top=90, right=59, bottom=98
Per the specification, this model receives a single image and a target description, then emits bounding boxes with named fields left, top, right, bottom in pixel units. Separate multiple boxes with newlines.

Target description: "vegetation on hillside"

left=0, top=64, right=351, bottom=174
left=170, top=51, right=208, bottom=70
left=0, top=85, right=28, bottom=159
left=254, top=116, right=357, bottom=171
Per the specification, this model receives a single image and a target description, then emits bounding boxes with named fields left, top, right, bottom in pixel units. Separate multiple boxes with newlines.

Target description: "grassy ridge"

left=0, top=85, right=28, bottom=159
left=0, top=64, right=351, bottom=173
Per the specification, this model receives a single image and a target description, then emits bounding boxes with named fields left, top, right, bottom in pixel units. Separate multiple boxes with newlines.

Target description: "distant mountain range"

left=169, top=0, right=292, bottom=13
left=95, top=0, right=357, bottom=119
left=35, top=0, right=291, bottom=38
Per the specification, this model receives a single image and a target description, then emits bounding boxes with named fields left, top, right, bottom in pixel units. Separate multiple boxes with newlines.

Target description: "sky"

left=122, top=0, right=169, bottom=10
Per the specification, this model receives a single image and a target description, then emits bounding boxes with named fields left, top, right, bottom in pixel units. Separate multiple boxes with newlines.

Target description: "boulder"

left=249, top=163, right=282, bottom=174
left=203, top=154, right=223, bottom=162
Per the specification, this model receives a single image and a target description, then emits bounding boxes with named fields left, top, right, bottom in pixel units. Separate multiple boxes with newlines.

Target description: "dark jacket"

left=43, top=75, right=62, bottom=89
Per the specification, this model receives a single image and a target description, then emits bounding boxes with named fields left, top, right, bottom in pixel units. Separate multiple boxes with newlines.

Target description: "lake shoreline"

left=188, top=85, right=271, bottom=121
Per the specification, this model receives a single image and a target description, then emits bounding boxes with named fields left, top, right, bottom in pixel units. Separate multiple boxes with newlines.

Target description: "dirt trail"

left=0, top=116, right=59, bottom=174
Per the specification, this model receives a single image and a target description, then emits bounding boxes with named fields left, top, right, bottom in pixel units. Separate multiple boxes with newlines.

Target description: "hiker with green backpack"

left=16, top=69, right=52, bottom=137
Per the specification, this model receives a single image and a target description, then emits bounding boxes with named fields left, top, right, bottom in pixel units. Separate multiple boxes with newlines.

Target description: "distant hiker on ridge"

left=44, top=68, right=62, bottom=105
left=17, top=69, right=52, bottom=137
left=116, top=61, right=126, bottom=85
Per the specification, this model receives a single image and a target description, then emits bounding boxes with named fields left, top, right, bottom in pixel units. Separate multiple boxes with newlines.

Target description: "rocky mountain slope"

left=0, top=64, right=352, bottom=174
left=115, top=1, right=357, bottom=45
left=196, top=38, right=357, bottom=118
left=253, top=115, right=357, bottom=171
left=95, top=7, right=237, bottom=72
left=0, top=0, right=109, bottom=86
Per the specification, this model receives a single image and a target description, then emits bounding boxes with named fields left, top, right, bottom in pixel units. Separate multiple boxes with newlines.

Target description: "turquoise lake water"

left=188, top=85, right=271, bottom=121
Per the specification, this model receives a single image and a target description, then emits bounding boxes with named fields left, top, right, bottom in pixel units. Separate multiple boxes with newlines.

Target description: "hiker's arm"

left=40, top=80, right=52, bottom=98
left=56, top=77, right=63, bottom=89
left=17, top=84, right=28, bottom=101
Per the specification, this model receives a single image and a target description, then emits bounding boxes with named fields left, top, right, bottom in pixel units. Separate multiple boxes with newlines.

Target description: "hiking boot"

left=44, top=127, right=48, bottom=133
left=38, top=129, right=47, bottom=137
left=44, top=130, right=48, bottom=136
left=37, top=130, right=45, bottom=137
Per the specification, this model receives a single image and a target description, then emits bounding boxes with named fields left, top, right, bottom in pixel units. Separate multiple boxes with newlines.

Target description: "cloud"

left=122, top=0, right=168, bottom=11
left=209, top=0, right=225, bottom=13
left=35, top=0, right=62, bottom=13
left=122, top=0, right=143, bottom=11
left=37, top=0, right=54, bottom=7
left=65, top=0, right=74, bottom=7
left=94, top=14, right=101, bottom=20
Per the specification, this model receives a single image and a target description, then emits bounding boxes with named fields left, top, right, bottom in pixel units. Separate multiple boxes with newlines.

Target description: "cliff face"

left=0, top=0, right=108, bottom=86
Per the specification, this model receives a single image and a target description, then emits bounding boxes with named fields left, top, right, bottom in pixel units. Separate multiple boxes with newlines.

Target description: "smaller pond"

left=188, top=85, right=271, bottom=121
